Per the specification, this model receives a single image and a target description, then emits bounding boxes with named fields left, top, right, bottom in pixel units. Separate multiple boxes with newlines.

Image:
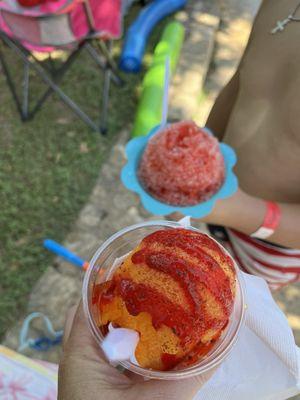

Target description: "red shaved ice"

left=138, top=121, right=225, bottom=206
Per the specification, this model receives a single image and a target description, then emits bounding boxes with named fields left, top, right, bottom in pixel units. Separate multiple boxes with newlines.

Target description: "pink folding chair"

left=0, top=0, right=124, bottom=133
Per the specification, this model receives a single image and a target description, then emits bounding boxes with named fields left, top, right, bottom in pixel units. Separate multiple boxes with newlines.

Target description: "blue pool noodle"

left=120, top=0, right=187, bottom=73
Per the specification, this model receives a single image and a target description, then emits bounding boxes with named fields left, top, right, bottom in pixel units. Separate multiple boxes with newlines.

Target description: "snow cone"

left=138, top=121, right=225, bottom=206
left=83, top=221, right=245, bottom=380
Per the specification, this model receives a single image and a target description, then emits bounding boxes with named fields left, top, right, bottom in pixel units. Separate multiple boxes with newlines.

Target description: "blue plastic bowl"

left=121, top=126, right=238, bottom=218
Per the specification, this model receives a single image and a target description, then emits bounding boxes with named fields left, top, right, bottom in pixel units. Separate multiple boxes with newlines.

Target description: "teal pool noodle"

left=132, top=21, right=185, bottom=137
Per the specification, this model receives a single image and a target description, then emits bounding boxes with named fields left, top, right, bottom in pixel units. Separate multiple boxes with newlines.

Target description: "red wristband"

left=251, top=201, right=281, bottom=239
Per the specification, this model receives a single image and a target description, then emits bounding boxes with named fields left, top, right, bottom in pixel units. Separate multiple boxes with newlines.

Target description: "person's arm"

left=205, top=71, right=240, bottom=141
left=203, top=188, right=300, bottom=249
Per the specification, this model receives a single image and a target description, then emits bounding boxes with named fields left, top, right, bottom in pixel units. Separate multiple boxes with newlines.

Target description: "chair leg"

left=0, top=43, right=24, bottom=119
left=100, top=41, right=113, bottom=134
left=0, top=32, right=100, bottom=131
left=85, top=42, right=124, bottom=86
left=95, top=40, right=124, bottom=86
left=86, top=39, right=126, bottom=134
left=100, top=69, right=111, bottom=134
left=0, top=31, right=121, bottom=134
left=28, top=45, right=84, bottom=119
left=22, top=62, right=30, bottom=119
left=31, top=60, right=99, bottom=131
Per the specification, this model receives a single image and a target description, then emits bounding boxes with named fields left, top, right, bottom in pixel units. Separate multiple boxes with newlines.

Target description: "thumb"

left=62, top=302, right=79, bottom=349
left=62, top=301, right=108, bottom=359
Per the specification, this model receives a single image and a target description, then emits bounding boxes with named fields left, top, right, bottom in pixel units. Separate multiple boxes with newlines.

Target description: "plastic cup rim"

left=82, top=220, right=246, bottom=380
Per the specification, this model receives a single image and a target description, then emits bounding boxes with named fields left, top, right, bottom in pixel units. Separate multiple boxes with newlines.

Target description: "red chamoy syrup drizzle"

left=96, top=228, right=236, bottom=371
left=138, top=121, right=225, bottom=206
left=161, top=353, right=179, bottom=370
left=118, top=279, right=199, bottom=347
left=141, top=228, right=234, bottom=315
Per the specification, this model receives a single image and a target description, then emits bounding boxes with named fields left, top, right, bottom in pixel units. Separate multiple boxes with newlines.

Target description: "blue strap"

left=18, top=312, right=63, bottom=352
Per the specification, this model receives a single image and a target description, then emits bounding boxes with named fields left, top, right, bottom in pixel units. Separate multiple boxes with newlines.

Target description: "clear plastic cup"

left=82, top=220, right=246, bottom=380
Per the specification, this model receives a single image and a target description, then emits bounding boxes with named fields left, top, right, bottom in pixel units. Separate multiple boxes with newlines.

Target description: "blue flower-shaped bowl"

left=121, top=126, right=238, bottom=218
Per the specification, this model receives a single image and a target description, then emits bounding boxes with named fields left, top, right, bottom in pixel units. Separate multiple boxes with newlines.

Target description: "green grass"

left=0, top=6, right=171, bottom=339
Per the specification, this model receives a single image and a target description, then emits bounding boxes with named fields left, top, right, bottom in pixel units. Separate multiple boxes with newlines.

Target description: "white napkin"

left=195, top=273, right=300, bottom=400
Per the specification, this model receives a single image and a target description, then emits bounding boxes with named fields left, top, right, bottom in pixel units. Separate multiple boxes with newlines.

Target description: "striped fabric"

left=226, top=229, right=300, bottom=290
